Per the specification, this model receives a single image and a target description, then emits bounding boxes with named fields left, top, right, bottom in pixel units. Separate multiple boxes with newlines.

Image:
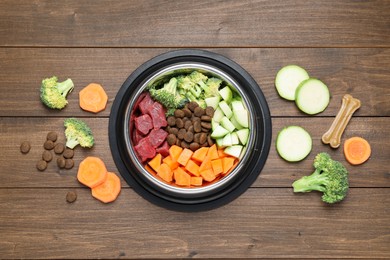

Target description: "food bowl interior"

left=124, top=63, right=255, bottom=196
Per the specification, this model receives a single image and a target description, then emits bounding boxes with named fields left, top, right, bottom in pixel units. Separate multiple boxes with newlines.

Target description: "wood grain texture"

left=0, top=188, right=388, bottom=259
left=1, top=117, right=388, bottom=188
left=0, top=48, right=389, bottom=117
left=0, top=0, right=389, bottom=47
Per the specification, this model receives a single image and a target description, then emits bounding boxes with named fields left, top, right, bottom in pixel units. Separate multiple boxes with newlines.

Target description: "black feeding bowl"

left=109, top=49, right=271, bottom=211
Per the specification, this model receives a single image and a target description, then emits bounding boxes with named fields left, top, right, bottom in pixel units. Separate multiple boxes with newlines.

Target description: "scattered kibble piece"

left=20, top=141, right=31, bottom=154
left=36, top=160, right=47, bottom=171
left=44, top=140, right=55, bottom=150
left=63, top=148, right=74, bottom=159
left=42, top=150, right=53, bottom=162
left=65, top=159, right=74, bottom=169
left=57, top=157, right=66, bottom=168
left=54, top=143, right=65, bottom=154
left=66, top=191, right=77, bottom=203
left=46, top=131, right=58, bottom=142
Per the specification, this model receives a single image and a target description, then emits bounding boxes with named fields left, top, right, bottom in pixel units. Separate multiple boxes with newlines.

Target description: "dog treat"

left=64, top=159, right=74, bottom=169
left=36, top=160, right=47, bottom=171
left=63, top=148, right=74, bottom=159
left=20, top=141, right=31, bottom=154
left=66, top=191, right=77, bottom=203
left=322, top=94, right=361, bottom=148
left=42, top=150, right=53, bottom=162
left=43, top=140, right=55, bottom=150
left=57, top=157, right=66, bottom=168
left=46, top=131, right=58, bottom=142
left=54, top=143, right=65, bottom=154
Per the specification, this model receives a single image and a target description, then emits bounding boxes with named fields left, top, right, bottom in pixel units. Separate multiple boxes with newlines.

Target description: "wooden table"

left=1, top=1, right=389, bottom=258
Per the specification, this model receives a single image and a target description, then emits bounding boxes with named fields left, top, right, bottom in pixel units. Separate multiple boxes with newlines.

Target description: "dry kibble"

left=54, top=143, right=65, bottom=154
left=42, top=150, right=53, bottom=162
left=168, top=127, right=179, bottom=135
left=174, top=109, right=185, bottom=118
left=201, top=115, right=212, bottom=122
left=36, top=160, right=47, bottom=171
left=20, top=141, right=31, bottom=154
left=181, top=141, right=190, bottom=149
left=199, top=133, right=207, bottom=145
left=64, top=159, right=74, bottom=169
left=189, top=142, right=200, bottom=151
left=184, top=131, right=194, bottom=143
left=193, top=121, right=202, bottom=133
left=175, top=118, right=184, bottom=128
left=57, top=157, right=66, bottom=168
left=201, top=122, right=212, bottom=129
left=167, top=134, right=177, bottom=146
left=43, top=140, right=55, bottom=150
left=167, top=116, right=176, bottom=126
left=177, top=128, right=186, bottom=140
left=194, top=106, right=205, bottom=117
left=207, top=135, right=215, bottom=146
left=182, top=108, right=192, bottom=117
left=66, top=191, right=77, bottom=203
left=184, top=120, right=192, bottom=130
left=46, top=131, right=58, bottom=142
left=205, top=106, right=214, bottom=117
left=194, top=133, right=201, bottom=143
left=187, top=101, right=199, bottom=112
left=63, top=148, right=74, bottom=159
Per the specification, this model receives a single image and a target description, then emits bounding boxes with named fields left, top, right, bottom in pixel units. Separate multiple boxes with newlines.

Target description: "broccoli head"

left=149, top=77, right=178, bottom=108
left=292, top=152, right=349, bottom=203
left=177, top=75, right=195, bottom=91
left=202, top=77, right=222, bottom=98
left=189, top=71, right=208, bottom=84
left=40, top=76, right=74, bottom=109
left=64, top=118, right=94, bottom=149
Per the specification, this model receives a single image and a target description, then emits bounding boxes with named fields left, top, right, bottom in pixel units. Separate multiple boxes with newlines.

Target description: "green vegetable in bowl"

left=40, top=76, right=74, bottom=109
left=292, top=152, right=349, bottom=204
left=64, top=118, right=94, bottom=149
left=149, top=77, right=189, bottom=112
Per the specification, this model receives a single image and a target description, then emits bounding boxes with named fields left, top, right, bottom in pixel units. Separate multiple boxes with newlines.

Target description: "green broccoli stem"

left=66, top=138, right=79, bottom=149
left=292, top=170, right=328, bottom=193
left=56, top=78, right=74, bottom=97
left=164, top=78, right=177, bottom=95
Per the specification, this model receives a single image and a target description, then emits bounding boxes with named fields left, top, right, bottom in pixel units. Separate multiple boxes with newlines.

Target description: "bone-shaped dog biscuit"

left=322, top=94, right=361, bottom=148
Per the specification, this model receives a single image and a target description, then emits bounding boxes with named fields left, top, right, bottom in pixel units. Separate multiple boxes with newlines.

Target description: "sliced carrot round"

left=77, top=156, right=108, bottom=188
left=91, top=172, right=121, bottom=203
left=79, top=83, right=108, bottom=113
left=344, top=137, right=371, bottom=165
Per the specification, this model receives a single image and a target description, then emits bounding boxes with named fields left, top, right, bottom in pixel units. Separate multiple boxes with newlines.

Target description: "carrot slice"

left=79, top=83, right=108, bottom=113
left=185, top=159, right=200, bottom=176
left=199, top=154, right=212, bottom=172
left=190, top=176, right=203, bottom=186
left=169, top=145, right=183, bottom=162
left=162, top=155, right=179, bottom=170
left=211, top=158, right=223, bottom=176
left=144, top=164, right=156, bottom=176
left=157, top=163, right=173, bottom=183
left=77, top=156, right=108, bottom=188
left=207, top=144, right=219, bottom=160
left=224, top=159, right=239, bottom=176
left=344, top=137, right=371, bottom=165
left=177, top=148, right=194, bottom=166
left=217, top=149, right=228, bottom=158
left=222, top=157, right=235, bottom=174
left=200, top=168, right=216, bottom=182
left=192, top=147, right=209, bottom=162
left=148, top=153, right=162, bottom=172
left=173, top=167, right=191, bottom=186
left=91, top=172, right=121, bottom=203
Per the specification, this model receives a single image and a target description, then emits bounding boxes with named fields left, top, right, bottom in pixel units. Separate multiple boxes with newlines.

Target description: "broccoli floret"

left=149, top=77, right=178, bottom=109
left=185, top=92, right=207, bottom=109
left=177, top=76, right=195, bottom=91
left=40, top=76, right=74, bottom=109
left=202, top=77, right=222, bottom=98
left=64, top=118, right=94, bottom=149
left=292, top=153, right=349, bottom=204
left=189, top=71, right=208, bottom=84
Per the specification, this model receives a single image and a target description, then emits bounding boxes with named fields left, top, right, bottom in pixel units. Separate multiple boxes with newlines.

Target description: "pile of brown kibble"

left=20, top=131, right=75, bottom=171
left=165, top=101, right=215, bottom=151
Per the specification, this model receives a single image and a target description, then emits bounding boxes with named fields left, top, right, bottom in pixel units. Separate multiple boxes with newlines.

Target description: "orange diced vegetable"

left=199, top=154, right=212, bottom=172
left=177, top=148, right=194, bottom=166
left=200, top=168, right=216, bottom=182
left=77, top=156, right=108, bottom=188
left=148, top=153, right=162, bottom=172
left=162, top=155, right=179, bottom=170
left=157, top=163, right=173, bottom=183
left=192, top=147, right=209, bottom=162
left=218, top=149, right=228, bottom=158
left=344, top=137, right=371, bottom=165
left=144, top=164, right=156, bottom=175
left=222, top=157, right=235, bottom=174
left=169, top=145, right=183, bottom=162
left=190, top=176, right=203, bottom=186
left=91, top=172, right=121, bottom=203
left=224, top=159, right=239, bottom=176
left=211, top=158, right=223, bottom=176
left=173, top=167, right=191, bottom=186
left=207, top=144, right=219, bottom=160
left=185, top=159, right=200, bottom=176
left=79, top=83, right=108, bottom=113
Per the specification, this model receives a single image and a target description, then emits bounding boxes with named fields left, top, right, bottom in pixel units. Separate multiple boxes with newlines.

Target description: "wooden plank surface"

left=1, top=117, right=388, bottom=188
left=0, top=0, right=389, bottom=47
left=0, top=188, right=389, bottom=259
left=0, top=48, right=389, bottom=117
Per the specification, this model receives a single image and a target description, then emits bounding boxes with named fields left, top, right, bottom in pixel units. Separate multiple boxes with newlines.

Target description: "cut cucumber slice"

left=216, top=137, right=225, bottom=148
left=211, top=118, right=219, bottom=131
left=224, top=145, right=243, bottom=158
left=220, top=117, right=236, bottom=133
left=205, top=96, right=220, bottom=110
left=213, top=107, right=225, bottom=122
left=233, top=108, right=249, bottom=128
left=219, top=86, right=233, bottom=103
left=211, top=125, right=229, bottom=138
left=222, top=133, right=233, bottom=147
left=231, top=100, right=245, bottom=111
left=230, top=116, right=243, bottom=130
left=295, top=78, right=330, bottom=115
left=230, top=132, right=240, bottom=145
left=218, top=101, right=233, bottom=119
left=275, top=65, right=310, bottom=101
left=236, top=128, right=249, bottom=145
left=276, top=126, right=312, bottom=162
